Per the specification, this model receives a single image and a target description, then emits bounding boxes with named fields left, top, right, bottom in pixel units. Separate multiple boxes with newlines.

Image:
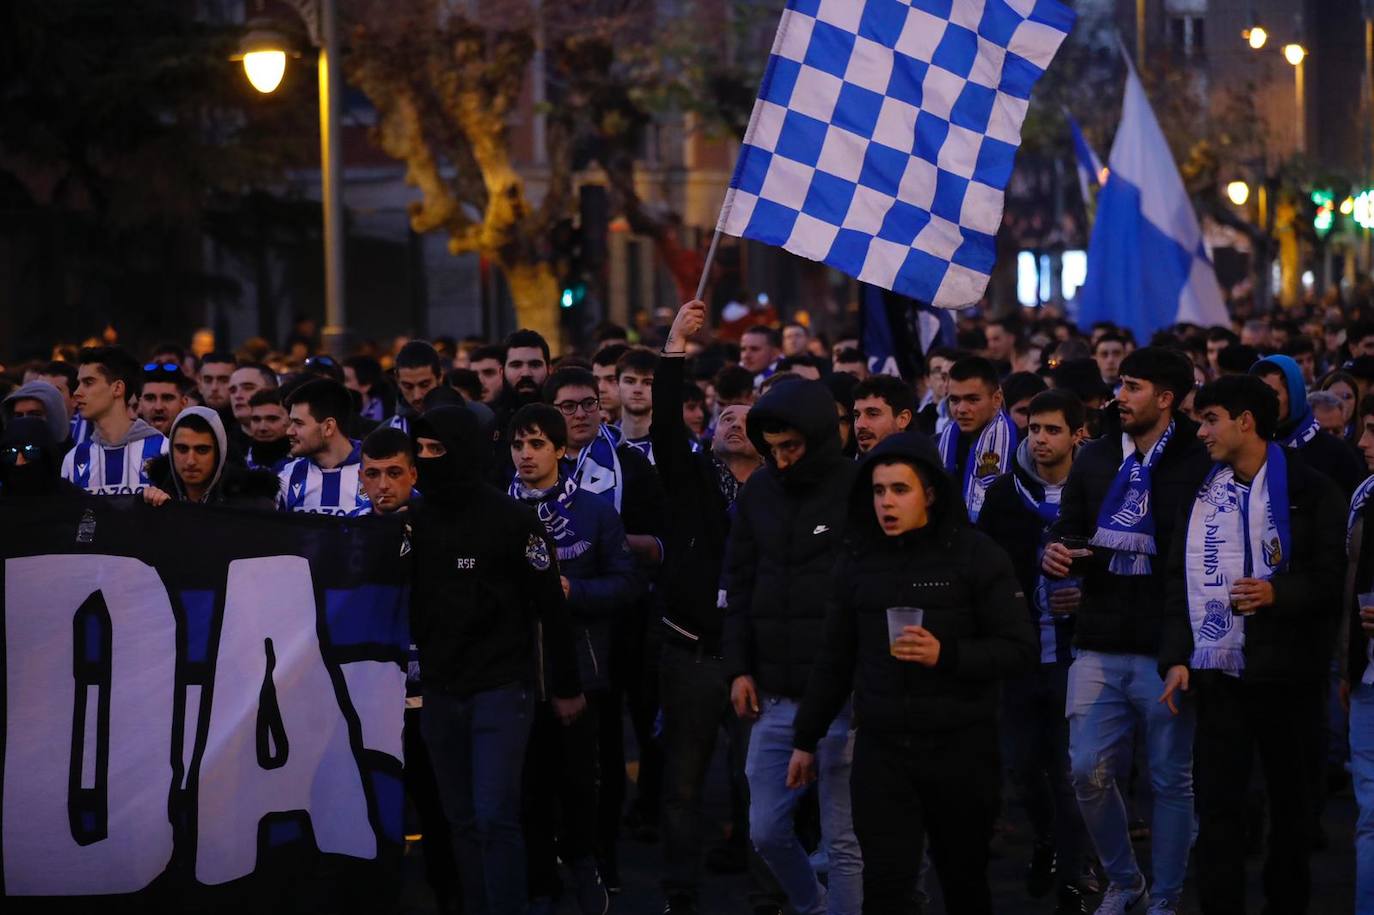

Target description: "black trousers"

left=404, top=705, right=458, bottom=909
left=1194, top=671, right=1320, bottom=915
left=851, top=724, right=1000, bottom=915
left=1002, top=662, right=1085, bottom=884
left=657, top=638, right=784, bottom=906
left=523, top=693, right=602, bottom=899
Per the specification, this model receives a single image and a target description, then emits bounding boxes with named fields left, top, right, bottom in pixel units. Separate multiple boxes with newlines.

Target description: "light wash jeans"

left=1066, top=651, right=1196, bottom=904
left=1351, top=681, right=1374, bottom=913
left=745, top=694, right=862, bottom=915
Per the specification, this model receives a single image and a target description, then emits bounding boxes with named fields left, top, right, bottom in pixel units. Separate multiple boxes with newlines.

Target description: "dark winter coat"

left=792, top=432, right=1036, bottom=751
left=722, top=379, right=858, bottom=698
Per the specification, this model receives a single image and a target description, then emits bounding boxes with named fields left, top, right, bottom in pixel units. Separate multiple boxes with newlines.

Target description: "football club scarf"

left=509, top=473, right=591, bottom=563
left=938, top=410, right=1015, bottom=522
left=1183, top=443, right=1290, bottom=674
left=1281, top=412, right=1321, bottom=449
left=1091, top=423, right=1174, bottom=575
left=566, top=424, right=624, bottom=512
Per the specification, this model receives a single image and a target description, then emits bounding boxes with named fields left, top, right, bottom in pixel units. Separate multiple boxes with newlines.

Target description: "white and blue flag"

left=1077, top=58, right=1227, bottom=342
left=718, top=0, right=1075, bottom=308
left=1066, top=112, right=1104, bottom=211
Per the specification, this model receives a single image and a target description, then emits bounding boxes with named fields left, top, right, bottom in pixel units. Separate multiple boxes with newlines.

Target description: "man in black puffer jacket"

left=790, top=431, right=1035, bottom=914
left=1042, top=347, right=1211, bottom=913
left=723, top=377, right=861, bottom=915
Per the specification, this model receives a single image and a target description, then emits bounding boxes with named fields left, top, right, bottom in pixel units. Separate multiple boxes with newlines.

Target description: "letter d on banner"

left=3, top=555, right=176, bottom=895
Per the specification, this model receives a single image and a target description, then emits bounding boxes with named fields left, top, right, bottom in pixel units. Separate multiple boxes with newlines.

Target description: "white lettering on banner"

left=1, top=553, right=403, bottom=896
left=3, top=555, right=176, bottom=895
left=196, top=557, right=374, bottom=885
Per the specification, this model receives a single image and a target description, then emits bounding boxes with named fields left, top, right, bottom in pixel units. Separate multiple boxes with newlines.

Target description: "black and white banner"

left=0, top=495, right=410, bottom=909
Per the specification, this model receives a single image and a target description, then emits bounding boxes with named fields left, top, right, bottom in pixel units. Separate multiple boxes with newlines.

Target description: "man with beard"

left=245, top=389, right=293, bottom=472
left=138, top=364, right=193, bottom=437
left=655, top=301, right=777, bottom=915
left=389, top=341, right=446, bottom=435
left=276, top=379, right=369, bottom=515
left=1042, top=347, right=1210, bottom=915
left=503, top=330, right=552, bottom=411
left=617, top=348, right=658, bottom=464
left=851, top=375, right=914, bottom=455
left=408, top=404, right=584, bottom=915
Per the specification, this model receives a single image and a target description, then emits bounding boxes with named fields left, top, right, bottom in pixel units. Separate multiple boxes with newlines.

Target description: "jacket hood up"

left=1251, top=354, right=1309, bottom=436
left=167, top=406, right=229, bottom=501
left=850, top=431, right=964, bottom=546
left=0, top=416, right=64, bottom=496
left=412, top=405, right=488, bottom=504
left=3, top=380, right=70, bottom=446
left=746, top=378, right=843, bottom=487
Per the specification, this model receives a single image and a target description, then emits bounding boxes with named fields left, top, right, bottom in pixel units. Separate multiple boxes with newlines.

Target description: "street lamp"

left=1227, top=181, right=1251, bottom=206
left=1285, top=43, right=1307, bottom=154
left=1244, top=25, right=1268, bottom=50
left=236, top=2, right=347, bottom=358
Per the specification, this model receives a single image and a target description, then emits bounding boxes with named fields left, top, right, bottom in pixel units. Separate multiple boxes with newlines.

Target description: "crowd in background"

left=6, top=294, right=1374, bottom=915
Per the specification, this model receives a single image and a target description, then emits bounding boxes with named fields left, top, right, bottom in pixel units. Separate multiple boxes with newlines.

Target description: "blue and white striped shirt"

left=276, top=443, right=371, bottom=515
left=61, top=434, right=167, bottom=495
left=70, top=414, right=93, bottom=445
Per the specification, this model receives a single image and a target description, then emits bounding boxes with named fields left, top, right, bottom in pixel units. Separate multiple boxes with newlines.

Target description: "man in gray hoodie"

left=3, top=380, right=71, bottom=452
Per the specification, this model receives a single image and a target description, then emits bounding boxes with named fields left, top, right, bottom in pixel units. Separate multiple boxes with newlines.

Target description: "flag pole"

left=694, top=226, right=723, bottom=302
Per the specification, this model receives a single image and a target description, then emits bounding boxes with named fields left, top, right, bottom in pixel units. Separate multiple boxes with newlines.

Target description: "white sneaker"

left=1094, top=874, right=1149, bottom=914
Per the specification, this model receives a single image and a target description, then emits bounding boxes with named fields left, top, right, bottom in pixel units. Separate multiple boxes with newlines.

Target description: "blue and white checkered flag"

left=718, top=0, right=1075, bottom=309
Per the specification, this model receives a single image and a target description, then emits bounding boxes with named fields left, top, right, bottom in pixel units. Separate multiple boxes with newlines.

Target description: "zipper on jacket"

left=585, top=629, right=600, bottom=678
left=535, top=618, right=547, bottom=701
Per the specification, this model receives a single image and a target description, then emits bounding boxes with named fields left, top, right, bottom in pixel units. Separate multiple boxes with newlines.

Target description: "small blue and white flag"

left=718, top=0, right=1075, bottom=309
left=1066, top=112, right=1105, bottom=207
left=1077, top=57, right=1227, bottom=341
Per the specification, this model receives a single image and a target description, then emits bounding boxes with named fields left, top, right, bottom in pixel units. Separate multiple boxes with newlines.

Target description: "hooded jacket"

left=61, top=417, right=167, bottom=494
left=792, top=432, right=1036, bottom=751
left=1050, top=414, right=1211, bottom=656
left=146, top=406, right=280, bottom=509
left=722, top=379, right=858, bottom=697
left=408, top=406, right=581, bottom=699
left=0, top=417, right=83, bottom=498
left=1252, top=354, right=1364, bottom=495
left=978, top=437, right=1076, bottom=663
left=3, top=380, right=70, bottom=448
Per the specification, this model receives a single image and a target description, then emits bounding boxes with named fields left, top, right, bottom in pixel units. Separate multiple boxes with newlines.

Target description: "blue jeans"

left=1066, top=651, right=1195, bottom=903
left=745, top=694, right=862, bottom=915
left=1351, top=681, right=1374, bottom=913
left=421, top=683, right=534, bottom=915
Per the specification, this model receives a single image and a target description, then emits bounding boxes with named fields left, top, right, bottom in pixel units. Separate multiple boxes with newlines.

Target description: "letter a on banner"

left=195, top=556, right=372, bottom=885
left=3, top=555, right=177, bottom=895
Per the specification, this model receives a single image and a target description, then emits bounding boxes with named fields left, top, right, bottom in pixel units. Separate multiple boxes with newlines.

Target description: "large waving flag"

left=717, top=0, right=1075, bottom=310
left=1077, top=58, right=1227, bottom=340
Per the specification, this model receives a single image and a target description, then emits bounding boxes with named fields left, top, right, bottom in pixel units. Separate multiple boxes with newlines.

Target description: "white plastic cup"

left=886, top=607, right=925, bottom=647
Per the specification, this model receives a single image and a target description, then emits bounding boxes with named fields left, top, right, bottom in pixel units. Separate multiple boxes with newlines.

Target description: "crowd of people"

left=5, top=297, right=1374, bottom=915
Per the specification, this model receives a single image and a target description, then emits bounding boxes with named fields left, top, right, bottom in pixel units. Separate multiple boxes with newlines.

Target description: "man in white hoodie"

left=60, top=346, right=167, bottom=495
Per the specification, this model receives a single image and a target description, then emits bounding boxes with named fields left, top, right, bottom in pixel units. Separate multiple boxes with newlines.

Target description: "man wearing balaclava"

left=0, top=417, right=81, bottom=499
left=406, top=405, right=584, bottom=915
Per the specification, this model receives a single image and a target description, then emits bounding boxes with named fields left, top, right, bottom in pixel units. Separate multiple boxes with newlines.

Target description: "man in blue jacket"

left=508, top=403, right=642, bottom=915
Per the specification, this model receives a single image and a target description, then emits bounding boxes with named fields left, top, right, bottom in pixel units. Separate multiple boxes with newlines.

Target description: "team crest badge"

left=525, top=533, right=552, bottom=571
left=976, top=451, right=1001, bottom=479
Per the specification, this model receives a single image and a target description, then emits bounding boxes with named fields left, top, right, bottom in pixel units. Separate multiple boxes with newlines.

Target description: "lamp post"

left=239, top=0, right=346, bottom=358
left=1285, top=43, right=1307, bottom=156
